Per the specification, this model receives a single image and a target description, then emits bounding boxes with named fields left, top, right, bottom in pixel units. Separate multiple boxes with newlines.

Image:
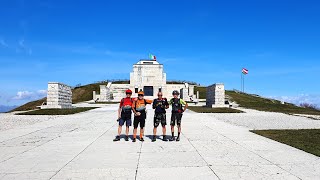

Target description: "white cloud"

left=271, top=94, right=320, bottom=107
left=11, top=90, right=47, bottom=101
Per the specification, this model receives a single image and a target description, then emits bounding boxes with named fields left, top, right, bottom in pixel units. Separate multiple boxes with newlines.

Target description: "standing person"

left=152, top=92, right=169, bottom=142
left=132, top=91, right=153, bottom=142
left=169, top=90, right=188, bottom=141
left=113, top=89, right=134, bottom=142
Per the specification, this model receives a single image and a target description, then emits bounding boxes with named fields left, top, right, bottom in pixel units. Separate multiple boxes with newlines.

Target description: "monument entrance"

left=143, top=86, right=153, bottom=96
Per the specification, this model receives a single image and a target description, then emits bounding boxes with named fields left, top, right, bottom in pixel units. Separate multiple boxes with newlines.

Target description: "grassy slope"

left=16, top=107, right=97, bottom=115
left=251, top=129, right=320, bottom=157
left=11, top=83, right=107, bottom=112
left=226, top=91, right=320, bottom=115
left=188, top=106, right=243, bottom=113
left=194, top=86, right=320, bottom=115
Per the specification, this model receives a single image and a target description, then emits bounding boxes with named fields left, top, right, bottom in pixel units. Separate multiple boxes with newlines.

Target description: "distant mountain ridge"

left=0, top=105, right=18, bottom=113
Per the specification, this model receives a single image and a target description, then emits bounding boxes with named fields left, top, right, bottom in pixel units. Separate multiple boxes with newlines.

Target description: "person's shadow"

left=146, top=135, right=162, bottom=140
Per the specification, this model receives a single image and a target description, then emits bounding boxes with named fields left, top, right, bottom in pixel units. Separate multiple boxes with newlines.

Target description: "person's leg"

left=114, top=119, right=124, bottom=141
left=140, top=119, right=145, bottom=141
left=118, top=125, right=122, bottom=136
left=132, top=117, right=139, bottom=142
left=176, top=114, right=182, bottom=141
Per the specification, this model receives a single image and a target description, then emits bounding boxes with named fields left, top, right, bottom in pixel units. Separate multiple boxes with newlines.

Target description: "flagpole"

left=243, top=73, right=245, bottom=93
left=241, top=71, right=243, bottom=93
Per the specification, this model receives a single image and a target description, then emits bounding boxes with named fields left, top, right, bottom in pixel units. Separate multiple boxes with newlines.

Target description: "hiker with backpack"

left=113, top=89, right=134, bottom=142
left=152, top=91, right=169, bottom=142
left=132, top=91, right=153, bottom=142
left=169, top=90, right=188, bottom=141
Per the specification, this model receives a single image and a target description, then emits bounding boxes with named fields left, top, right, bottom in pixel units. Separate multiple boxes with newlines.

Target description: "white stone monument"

left=206, top=83, right=228, bottom=108
left=42, top=82, right=72, bottom=109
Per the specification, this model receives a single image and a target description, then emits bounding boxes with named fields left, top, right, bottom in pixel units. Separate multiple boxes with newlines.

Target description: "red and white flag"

left=242, top=68, right=248, bottom=75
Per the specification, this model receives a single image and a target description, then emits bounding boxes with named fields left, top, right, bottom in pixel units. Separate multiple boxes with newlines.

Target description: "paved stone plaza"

left=0, top=105, right=319, bottom=179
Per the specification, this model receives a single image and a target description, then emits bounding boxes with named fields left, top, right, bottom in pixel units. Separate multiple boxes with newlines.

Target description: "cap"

left=125, top=89, right=132, bottom=94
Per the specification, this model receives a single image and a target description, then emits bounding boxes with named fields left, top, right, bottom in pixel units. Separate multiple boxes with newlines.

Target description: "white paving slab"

left=0, top=104, right=319, bottom=179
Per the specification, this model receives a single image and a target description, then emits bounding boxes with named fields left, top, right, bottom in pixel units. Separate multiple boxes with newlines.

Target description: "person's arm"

left=132, top=100, right=137, bottom=115
left=152, top=100, right=156, bottom=109
left=181, top=99, right=188, bottom=112
left=118, top=101, right=122, bottom=119
left=165, top=98, right=169, bottom=109
left=146, top=99, right=153, bottom=104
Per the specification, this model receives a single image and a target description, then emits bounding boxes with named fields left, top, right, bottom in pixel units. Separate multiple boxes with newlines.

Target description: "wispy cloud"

left=270, top=94, right=320, bottom=107
left=17, top=38, right=32, bottom=55
left=0, top=38, right=9, bottom=48
left=11, top=90, right=47, bottom=101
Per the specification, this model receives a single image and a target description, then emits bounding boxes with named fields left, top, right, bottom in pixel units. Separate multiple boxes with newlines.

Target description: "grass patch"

left=226, top=91, right=320, bottom=115
left=194, top=86, right=206, bottom=99
left=188, top=106, right=243, bottom=113
left=89, top=102, right=119, bottom=104
left=251, top=129, right=320, bottom=157
left=16, top=107, right=97, bottom=115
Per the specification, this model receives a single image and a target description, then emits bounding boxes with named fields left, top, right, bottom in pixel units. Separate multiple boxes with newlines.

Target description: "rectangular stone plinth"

left=206, top=83, right=226, bottom=107
left=42, top=82, right=72, bottom=109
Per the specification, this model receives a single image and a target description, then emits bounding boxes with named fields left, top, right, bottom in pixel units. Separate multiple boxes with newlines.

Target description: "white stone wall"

left=206, top=83, right=228, bottom=108
left=99, top=85, right=111, bottom=102
left=44, top=82, right=72, bottom=109
left=93, top=60, right=197, bottom=102
left=130, top=60, right=166, bottom=93
left=110, top=84, right=130, bottom=101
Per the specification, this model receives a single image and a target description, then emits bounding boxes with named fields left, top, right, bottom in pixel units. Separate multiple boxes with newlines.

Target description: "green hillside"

left=194, top=86, right=320, bottom=115
left=11, top=84, right=320, bottom=115
left=11, top=83, right=107, bottom=112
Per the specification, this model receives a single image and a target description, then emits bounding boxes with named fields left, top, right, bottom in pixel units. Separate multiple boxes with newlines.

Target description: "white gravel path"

left=0, top=104, right=319, bottom=179
left=0, top=113, right=61, bottom=131
left=207, top=108, right=320, bottom=130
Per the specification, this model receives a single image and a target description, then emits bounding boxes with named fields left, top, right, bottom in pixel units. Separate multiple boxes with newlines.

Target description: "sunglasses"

left=126, top=93, right=132, bottom=95
left=158, top=95, right=163, bottom=96
left=138, top=94, right=144, bottom=96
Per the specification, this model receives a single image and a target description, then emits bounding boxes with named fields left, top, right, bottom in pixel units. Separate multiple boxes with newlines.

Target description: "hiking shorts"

left=133, top=112, right=146, bottom=129
left=119, top=118, right=132, bottom=127
left=154, top=113, right=166, bottom=127
left=170, top=112, right=183, bottom=126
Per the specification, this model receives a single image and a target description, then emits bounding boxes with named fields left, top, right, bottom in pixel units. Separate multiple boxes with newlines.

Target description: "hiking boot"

left=132, top=138, right=136, bottom=142
left=152, top=136, right=156, bottom=142
left=140, top=137, right=144, bottom=142
left=125, top=136, right=129, bottom=141
left=169, top=136, right=175, bottom=141
left=113, top=136, right=120, bottom=142
left=176, top=136, right=180, bottom=141
left=163, top=136, right=168, bottom=141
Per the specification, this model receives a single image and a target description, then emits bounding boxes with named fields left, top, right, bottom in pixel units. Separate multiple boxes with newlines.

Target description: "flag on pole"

left=149, top=54, right=156, bottom=61
left=242, top=68, right=248, bottom=75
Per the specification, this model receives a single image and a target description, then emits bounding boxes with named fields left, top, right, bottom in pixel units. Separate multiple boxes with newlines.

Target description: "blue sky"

left=1, top=0, right=320, bottom=107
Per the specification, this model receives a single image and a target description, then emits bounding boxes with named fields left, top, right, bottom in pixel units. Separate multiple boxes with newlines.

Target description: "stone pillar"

left=93, top=91, right=96, bottom=100
left=197, top=91, right=199, bottom=99
left=44, top=82, right=72, bottom=109
left=206, top=83, right=228, bottom=108
left=100, top=85, right=111, bottom=102
left=180, top=88, right=189, bottom=101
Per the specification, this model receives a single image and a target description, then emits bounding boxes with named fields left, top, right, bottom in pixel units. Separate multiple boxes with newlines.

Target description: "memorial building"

left=93, top=59, right=196, bottom=101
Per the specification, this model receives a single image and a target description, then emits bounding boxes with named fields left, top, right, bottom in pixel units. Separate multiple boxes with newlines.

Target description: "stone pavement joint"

left=183, top=132, right=221, bottom=180
left=135, top=142, right=143, bottom=180
left=49, top=123, right=116, bottom=179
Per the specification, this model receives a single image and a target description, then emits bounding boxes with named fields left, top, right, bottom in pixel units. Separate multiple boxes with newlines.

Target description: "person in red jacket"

left=113, top=89, right=134, bottom=141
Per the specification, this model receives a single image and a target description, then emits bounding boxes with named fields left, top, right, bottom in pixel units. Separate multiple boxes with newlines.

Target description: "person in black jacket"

left=152, top=92, right=169, bottom=142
